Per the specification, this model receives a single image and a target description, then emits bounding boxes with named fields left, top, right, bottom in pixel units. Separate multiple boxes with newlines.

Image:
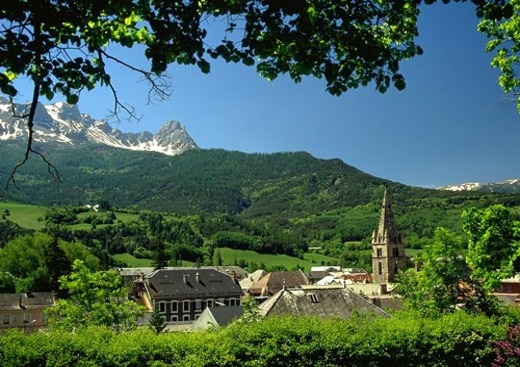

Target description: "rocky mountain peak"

left=0, top=99, right=198, bottom=156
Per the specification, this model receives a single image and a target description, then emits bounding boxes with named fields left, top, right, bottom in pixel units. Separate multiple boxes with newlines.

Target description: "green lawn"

left=113, top=248, right=339, bottom=272
left=0, top=201, right=142, bottom=231
left=0, top=202, right=47, bottom=230
left=218, top=247, right=339, bottom=272
left=112, top=253, right=196, bottom=268
left=112, top=253, right=153, bottom=267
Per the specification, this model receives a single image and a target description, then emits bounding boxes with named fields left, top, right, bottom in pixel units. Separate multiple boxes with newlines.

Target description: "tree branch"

left=6, top=17, right=60, bottom=189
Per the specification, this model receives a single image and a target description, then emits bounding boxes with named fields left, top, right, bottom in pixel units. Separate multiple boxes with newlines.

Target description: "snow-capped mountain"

left=438, top=179, right=520, bottom=194
left=0, top=97, right=198, bottom=155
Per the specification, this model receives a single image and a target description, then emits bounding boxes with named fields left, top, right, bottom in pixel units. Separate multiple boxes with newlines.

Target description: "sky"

left=17, top=2, right=520, bottom=188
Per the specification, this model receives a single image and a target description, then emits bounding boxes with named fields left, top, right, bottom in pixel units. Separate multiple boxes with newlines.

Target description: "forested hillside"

left=2, top=141, right=520, bottom=253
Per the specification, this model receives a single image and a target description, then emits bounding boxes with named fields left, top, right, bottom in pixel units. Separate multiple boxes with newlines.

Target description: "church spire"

left=371, top=188, right=406, bottom=284
left=374, top=188, right=400, bottom=244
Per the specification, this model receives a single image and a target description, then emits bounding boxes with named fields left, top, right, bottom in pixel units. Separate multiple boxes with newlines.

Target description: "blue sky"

left=31, top=3, right=520, bottom=188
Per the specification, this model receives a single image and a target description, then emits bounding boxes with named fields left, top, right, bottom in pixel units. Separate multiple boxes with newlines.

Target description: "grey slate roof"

left=0, top=292, right=55, bottom=310
left=121, top=266, right=248, bottom=280
left=258, top=286, right=389, bottom=319
left=191, top=306, right=243, bottom=331
left=145, top=268, right=243, bottom=300
left=207, top=306, right=243, bottom=325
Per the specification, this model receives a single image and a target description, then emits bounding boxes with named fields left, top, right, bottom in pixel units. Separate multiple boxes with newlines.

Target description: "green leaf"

left=66, top=94, right=79, bottom=105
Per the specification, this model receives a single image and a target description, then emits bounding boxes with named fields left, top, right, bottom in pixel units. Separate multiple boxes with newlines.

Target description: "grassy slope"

left=0, top=202, right=46, bottom=230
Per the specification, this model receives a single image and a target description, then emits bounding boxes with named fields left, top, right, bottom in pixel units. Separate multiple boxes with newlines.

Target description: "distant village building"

left=258, top=285, right=389, bottom=319
left=129, top=268, right=243, bottom=325
left=371, top=189, right=407, bottom=284
left=0, top=292, right=55, bottom=333
left=120, top=266, right=248, bottom=286
left=494, top=275, right=520, bottom=307
left=246, top=270, right=309, bottom=302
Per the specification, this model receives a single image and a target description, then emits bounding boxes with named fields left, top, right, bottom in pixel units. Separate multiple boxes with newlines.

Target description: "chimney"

left=195, top=272, right=200, bottom=283
left=183, top=273, right=187, bottom=284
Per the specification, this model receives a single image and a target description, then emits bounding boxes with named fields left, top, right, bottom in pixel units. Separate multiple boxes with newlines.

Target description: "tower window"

left=308, top=294, right=319, bottom=303
left=378, top=262, right=383, bottom=275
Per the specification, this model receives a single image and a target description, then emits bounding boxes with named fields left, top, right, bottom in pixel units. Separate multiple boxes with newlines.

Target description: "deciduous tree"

left=462, top=205, right=520, bottom=292
left=47, top=259, right=143, bottom=332
left=398, top=228, right=472, bottom=316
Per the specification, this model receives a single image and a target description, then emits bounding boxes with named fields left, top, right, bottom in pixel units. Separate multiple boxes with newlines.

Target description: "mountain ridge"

left=438, top=179, right=520, bottom=194
left=0, top=97, right=198, bottom=155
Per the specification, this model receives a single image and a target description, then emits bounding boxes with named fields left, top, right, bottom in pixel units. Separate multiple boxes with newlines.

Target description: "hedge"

left=0, top=312, right=509, bottom=367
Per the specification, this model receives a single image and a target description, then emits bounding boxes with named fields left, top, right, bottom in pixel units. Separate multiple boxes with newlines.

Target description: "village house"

left=494, top=275, right=520, bottom=306
left=129, top=268, right=243, bottom=325
left=0, top=292, right=55, bottom=333
left=120, top=266, right=248, bottom=286
left=258, top=284, right=389, bottom=319
left=246, top=270, right=309, bottom=302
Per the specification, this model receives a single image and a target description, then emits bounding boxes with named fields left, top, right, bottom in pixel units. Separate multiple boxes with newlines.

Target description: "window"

left=2, top=315, right=9, bottom=325
left=183, top=300, right=190, bottom=312
left=171, top=301, right=178, bottom=313
left=195, top=299, right=201, bottom=311
left=229, top=298, right=236, bottom=306
left=308, top=294, right=319, bottom=303
left=158, top=301, right=166, bottom=313
left=378, top=262, right=383, bottom=275
left=207, top=299, right=214, bottom=308
left=195, top=314, right=201, bottom=320
left=183, top=314, right=191, bottom=322
left=170, top=315, right=178, bottom=322
left=376, top=248, right=382, bottom=257
left=23, top=313, right=30, bottom=324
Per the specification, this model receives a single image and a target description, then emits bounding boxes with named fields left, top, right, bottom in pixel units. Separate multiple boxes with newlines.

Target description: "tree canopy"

left=0, top=1, right=518, bottom=109
left=46, top=259, right=143, bottom=332
left=399, top=205, right=520, bottom=317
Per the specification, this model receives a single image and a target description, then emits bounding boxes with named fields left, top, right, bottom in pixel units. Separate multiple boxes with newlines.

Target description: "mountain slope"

left=0, top=141, right=416, bottom=213
left=0, top=97, right=198, bottom=155
left=3, top=141, right=520, bottom=246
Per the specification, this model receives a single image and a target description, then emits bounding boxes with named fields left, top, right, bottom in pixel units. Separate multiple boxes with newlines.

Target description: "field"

left=0, top=202, right=47, bottom=230
left=216, top=248, right=339, bottom=272
left=112, top=248, right=340, bottom=272
left=112, top=253, right=154, bottom=267
left=1, top=201, right=373, bottom=272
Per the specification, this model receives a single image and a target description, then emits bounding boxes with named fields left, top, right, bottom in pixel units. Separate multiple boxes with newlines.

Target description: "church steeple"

left=372, top=188, right=400, bottom=245
left=371, top=188, right=406, bottom=284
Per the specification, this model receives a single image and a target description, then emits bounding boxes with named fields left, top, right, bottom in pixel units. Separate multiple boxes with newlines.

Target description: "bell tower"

left=371, top=188, right=406, bottom=284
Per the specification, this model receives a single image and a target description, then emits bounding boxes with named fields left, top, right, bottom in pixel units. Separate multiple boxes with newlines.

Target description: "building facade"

left=371, top=189, right=407, bottom=284
left=0, top=292, right=55, bottom=333
left=130, top=268, right=243, bottom=324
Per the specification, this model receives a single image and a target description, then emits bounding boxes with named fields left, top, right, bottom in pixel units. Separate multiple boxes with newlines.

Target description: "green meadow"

left=0, top=202, right=47, bottom=230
